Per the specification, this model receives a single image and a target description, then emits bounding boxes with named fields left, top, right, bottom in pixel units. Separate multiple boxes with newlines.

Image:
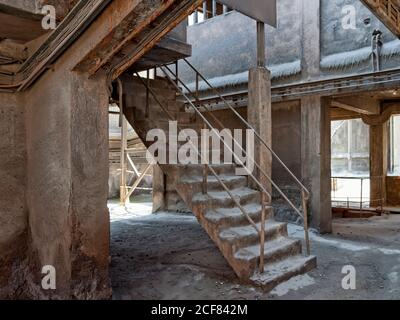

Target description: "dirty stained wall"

left=24, top=52, right=110, bottom=298
left=0, top=92, right=27, bottom=298
left=1, top=0, right=126, bottom=298
left=182, top=0, right=301, bottom=82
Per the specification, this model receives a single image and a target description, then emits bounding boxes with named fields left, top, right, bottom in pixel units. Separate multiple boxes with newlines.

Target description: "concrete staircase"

left=122, top=75, right=316, bottom=291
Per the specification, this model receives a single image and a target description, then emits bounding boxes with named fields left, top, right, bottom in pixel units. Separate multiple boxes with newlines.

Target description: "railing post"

left=259, top=192, right=266, bottom=273
left=193, top=9, right=199, bottom=24
left=203, top=1, right=207, bottom=21
left=196, top=72, right=199, bottom=99
left=302, top=190, right=311, bottom=256
left=360, top=178, right=363, bottom=213
left=120, top=117, right=128, bottom=205
left=175, top=61, right=179, bottom=85
left=212, top=0, right=216, bottom=18
left=202, top=122, right=208, bottom=194
left=145, top=69, right=150, bottom=118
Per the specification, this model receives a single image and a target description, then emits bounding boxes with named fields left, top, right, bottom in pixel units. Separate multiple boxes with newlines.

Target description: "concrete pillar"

left=301, top=0, right=321, bottom=79
left=25, top=69, right=110, bottom=299
left=247, top=67, right=272, bottom=199
left=369, top=123, right=388, bottom=207
left=301, top=96, right=332, bottom=233
left=152, top=164, right=166, bottom=212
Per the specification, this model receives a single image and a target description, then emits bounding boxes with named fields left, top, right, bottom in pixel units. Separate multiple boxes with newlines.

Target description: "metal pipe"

left=259, top=192, right=266, bottom=272
left=117, top=78, right=127, bottom=205
left=302, top=190, right=310, bottom=256
left=146, top=69, right=150, bottom=118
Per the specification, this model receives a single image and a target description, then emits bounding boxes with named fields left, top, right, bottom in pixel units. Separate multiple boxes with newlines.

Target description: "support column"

left=25, top=69, right=111, bottom=299
left=119, top=116, right=128, bottom=204
left=369, top=123, right=388, bottom=207
left=248, top=67, right=272, bottom=198
left=247, top=21, right=271, bottom=199
left=301, top=0, right=321, bottom=79
left=301, top=96, right=332, bottom=233
left=152, top=164, right=166, bottom=212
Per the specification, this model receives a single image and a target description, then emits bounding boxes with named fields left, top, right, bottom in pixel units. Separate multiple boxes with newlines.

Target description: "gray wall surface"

left=183, top=0, right=301, bottom=81
left=0, top=92, right=27, bottom=298
left=183, top=0, right=400, bottom=85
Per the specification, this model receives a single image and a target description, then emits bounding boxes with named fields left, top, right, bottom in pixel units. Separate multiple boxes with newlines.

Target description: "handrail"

left=161, top=64, right=311, bottom=261
left=160, top=62, right=311, bottom=256
left=162, top=65, right=292, bottom=210
left=182, top=58, right=311, bottom=199
left=134, top=73, right=261, bottom=235
left=162, top=64, right=306, bottom=221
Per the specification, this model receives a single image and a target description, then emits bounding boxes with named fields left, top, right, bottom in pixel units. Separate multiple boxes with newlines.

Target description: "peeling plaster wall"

left=321, top=0, right=394, bottom=56
left=182, top=0, right=301, bottom=82
left=183, top=0, right=400, bottom=89
left=320, top=0, right=400, bottom=75
left=0, top=92, right=28, bottom=299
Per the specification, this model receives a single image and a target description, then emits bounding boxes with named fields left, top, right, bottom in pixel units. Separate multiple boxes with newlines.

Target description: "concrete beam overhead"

left=331, top=96, right=381, bottom=116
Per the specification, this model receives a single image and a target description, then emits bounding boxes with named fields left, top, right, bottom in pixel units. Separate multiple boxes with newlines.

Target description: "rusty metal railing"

left=161, top=61, right=311, bottom=259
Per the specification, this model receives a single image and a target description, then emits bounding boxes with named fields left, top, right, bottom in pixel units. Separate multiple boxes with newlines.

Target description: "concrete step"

left=182, top=164, right=237, bottom=176
left=235, top=237, right=302, bottom=267
left=180, top=174, right=248, bottom=192
left=250, top=255, right=317, bottom=292
left=192, top=187, right=261, bottom=208
left=124, top=80, right=317, bottom=289
left=219, top=220, right=288, bottom=249
left=204, top=203, right=269, bottom=228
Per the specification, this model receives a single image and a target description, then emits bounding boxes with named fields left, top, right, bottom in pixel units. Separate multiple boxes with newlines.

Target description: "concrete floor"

left=109, top=200, right=400, bottom=300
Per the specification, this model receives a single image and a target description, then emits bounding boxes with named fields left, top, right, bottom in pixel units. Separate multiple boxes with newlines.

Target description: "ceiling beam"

left=331, top=96, right=381, bottom=115
left=362, top=101, right=400, bottom=125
